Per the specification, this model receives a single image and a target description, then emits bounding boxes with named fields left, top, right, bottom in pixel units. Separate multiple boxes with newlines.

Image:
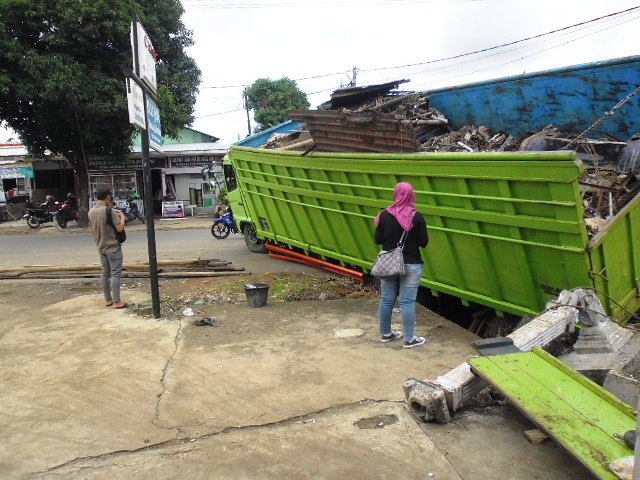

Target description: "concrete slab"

left=0, top=281, right=592, bottom=479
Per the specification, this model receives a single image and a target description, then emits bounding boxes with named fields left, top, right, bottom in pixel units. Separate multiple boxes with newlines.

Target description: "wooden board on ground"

left=469, top=348, right=636, bottom=480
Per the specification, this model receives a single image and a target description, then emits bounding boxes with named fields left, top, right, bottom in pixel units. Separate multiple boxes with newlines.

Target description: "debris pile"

left=419, top=126, right=521, bottom=153
left=258, top=80, right=640, bottom=234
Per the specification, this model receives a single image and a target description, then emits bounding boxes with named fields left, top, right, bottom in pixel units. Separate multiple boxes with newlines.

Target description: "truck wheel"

left=243, top=223, right=268, bottom=254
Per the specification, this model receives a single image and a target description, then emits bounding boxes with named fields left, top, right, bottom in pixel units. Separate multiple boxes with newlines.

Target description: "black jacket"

left=374, top=210, right=428, bottom=264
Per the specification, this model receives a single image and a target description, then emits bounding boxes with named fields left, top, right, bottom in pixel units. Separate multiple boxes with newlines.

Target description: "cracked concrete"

left=0, top=274, right=592, bottom=479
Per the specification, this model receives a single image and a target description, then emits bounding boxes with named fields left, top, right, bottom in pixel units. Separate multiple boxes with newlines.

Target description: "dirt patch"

left=158, top=272, right=379, bottom=319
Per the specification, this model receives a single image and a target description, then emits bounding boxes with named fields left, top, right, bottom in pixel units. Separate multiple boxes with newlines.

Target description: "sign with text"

left=169, top=156, right=217, bottom=167
left=126, top=78, right=145, bottom=130
left=162, top=201, right=185, bottom=218
left=146, top=96, right=163, bottom=152
left=130, top=21, right=157, bottom=93
left=88, top=158, right=166, bottom=171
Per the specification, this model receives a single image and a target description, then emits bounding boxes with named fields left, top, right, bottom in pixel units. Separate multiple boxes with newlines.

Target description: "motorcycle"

left=23, top=195, right=60, bottom=228
left=121, top=193, right=145, bottom=223
left=56, top=193, right=79, bottom=228
left=211, top=206, right=238, bottom=239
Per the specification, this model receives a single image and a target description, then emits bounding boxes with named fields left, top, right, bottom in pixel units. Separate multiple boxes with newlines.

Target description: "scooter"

left=56, top=193, right=79, bottom=228
left=121, top=193, right=145, bottom=223
left=210, top=206, right=238, bottom=239
left=23, top=195, right=59, bottom=228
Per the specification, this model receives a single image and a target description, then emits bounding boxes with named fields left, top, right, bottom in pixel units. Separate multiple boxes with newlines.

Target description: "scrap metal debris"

left=258, top=80, right=640, bottom=237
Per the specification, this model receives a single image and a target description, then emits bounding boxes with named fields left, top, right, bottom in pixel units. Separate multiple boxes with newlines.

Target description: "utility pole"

left=244, top=89, right=251, bottom=136
left=352, top=66, right=357, bottom=87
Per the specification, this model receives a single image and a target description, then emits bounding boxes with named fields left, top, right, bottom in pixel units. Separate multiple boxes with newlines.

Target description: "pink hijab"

left=375, top=182, right=416, bottom=231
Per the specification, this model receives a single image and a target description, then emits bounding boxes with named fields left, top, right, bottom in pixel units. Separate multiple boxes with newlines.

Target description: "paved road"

left=0, top=220, right=322, bottom=275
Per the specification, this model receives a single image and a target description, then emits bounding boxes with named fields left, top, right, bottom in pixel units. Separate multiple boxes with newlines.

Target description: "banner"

left=162, top=201, right=185, bottom=218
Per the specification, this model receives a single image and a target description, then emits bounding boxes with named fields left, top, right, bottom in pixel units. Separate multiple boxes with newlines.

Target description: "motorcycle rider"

left=122, top=192, right=144, bottom=222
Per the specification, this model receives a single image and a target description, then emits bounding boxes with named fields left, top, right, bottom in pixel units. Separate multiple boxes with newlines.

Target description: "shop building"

left=0, top=128, right=228, bottom=218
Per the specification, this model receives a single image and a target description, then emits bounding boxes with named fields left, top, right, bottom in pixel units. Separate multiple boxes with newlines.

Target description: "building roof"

left=130, top=142, right=229, bottom=156
left=0, top=144, right=28, bottom=161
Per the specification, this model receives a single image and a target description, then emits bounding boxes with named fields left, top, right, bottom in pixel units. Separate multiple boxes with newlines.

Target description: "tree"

left=0, top=0, right=201, bottom=226
left=246, top=77, right=309, bottom=132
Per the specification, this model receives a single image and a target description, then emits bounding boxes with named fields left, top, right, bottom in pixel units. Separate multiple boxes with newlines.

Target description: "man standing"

left=89, top=189, right=127, bottom=308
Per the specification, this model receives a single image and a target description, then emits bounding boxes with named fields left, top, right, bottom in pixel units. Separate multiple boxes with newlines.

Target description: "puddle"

left=333, top=328, right=364, bottom=338
left=354, top=414, right=398, bottom=429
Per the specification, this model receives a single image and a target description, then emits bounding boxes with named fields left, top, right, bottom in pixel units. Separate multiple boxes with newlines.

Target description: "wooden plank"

left=469, top=349, right=635, bottom=479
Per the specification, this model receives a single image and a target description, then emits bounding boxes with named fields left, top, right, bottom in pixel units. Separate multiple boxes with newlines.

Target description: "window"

left=223, top=164, right=237, bottom=192
left=90, top=172, right=138, bottom=201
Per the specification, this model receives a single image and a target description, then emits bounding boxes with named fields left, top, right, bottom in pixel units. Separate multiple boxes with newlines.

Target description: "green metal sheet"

left=230, top=147, right=597, bottom=317
left=469, top=348, right=637, bottom=479
left=587, top=193, right=640, bottom=324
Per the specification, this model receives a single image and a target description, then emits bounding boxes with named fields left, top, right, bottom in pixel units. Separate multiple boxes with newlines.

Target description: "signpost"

left=125, top=13, right=161, bottom=318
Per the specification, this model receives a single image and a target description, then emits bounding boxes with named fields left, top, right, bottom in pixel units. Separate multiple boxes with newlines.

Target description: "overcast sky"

left=2, top=0, right=640, bottom=145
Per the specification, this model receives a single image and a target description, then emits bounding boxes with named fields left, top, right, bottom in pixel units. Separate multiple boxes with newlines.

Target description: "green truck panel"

left=227, top=147, right=640, bottom=321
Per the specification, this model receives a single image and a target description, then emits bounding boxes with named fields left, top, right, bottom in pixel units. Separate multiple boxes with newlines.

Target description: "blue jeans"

left=379, top=263, right=423, bottom=341
left=100, top=248, right=123, bottom=303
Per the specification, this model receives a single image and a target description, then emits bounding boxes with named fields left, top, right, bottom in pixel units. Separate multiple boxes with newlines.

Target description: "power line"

left=196, top=6, right=640, bottom=93
left=361, top=5, right=640, bottom=74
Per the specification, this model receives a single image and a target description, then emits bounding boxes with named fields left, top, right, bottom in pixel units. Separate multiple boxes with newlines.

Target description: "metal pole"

left=244, top=89, right=251, bottom=136
left=131, top=13, right=161, bottom=318
left=141, top=93, right=161, bottom=318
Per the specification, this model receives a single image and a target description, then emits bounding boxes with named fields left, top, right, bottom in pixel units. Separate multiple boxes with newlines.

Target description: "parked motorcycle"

left=120, top=193, right=145, bottom=223
left=23, top=195, right=60, bottom=228
left=211, top=206, right=238, bottom=239
left=56, top=193, right=79, bottom=228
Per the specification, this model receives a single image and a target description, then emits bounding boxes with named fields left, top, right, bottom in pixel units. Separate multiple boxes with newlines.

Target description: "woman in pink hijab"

left=374, top=182, right=429, bottom=349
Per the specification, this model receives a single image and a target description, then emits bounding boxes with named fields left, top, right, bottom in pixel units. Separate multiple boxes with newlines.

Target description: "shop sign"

left=0, top=162, right=34, bottom=179
left=162, top=201, right=185, bottom=218
left=88, top=158, right=166, bottom=171
left=169, top=156, right=216, bottom=167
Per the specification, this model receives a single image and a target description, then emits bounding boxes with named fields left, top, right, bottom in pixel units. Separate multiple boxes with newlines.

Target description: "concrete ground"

left=0, top=216, right=592, bottom=479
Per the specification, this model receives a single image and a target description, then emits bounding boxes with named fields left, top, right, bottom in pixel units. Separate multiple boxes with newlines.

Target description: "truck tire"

left=243, top=223, right=268, bottom=254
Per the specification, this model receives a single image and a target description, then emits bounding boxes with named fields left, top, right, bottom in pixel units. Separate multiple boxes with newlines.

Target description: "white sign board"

left=130, top=21, right=157, bottom=93
left=126, top=78, right=145, bottom=130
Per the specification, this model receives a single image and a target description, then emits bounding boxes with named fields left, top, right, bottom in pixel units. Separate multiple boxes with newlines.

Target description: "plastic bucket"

left=244, top=283, right=270, bottom=308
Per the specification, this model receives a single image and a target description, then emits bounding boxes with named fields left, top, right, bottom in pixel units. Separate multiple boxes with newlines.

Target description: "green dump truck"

left=217, top=56, right=640, bottom=324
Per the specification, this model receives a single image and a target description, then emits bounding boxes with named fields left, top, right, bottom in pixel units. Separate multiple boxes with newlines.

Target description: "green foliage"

left=0, top=0, right=201, bottom=161
left=246, top=77, right=309, bottom=132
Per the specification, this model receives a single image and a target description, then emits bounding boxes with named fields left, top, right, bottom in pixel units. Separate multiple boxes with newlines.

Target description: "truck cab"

left=205, top=155, right=267, bottom=253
